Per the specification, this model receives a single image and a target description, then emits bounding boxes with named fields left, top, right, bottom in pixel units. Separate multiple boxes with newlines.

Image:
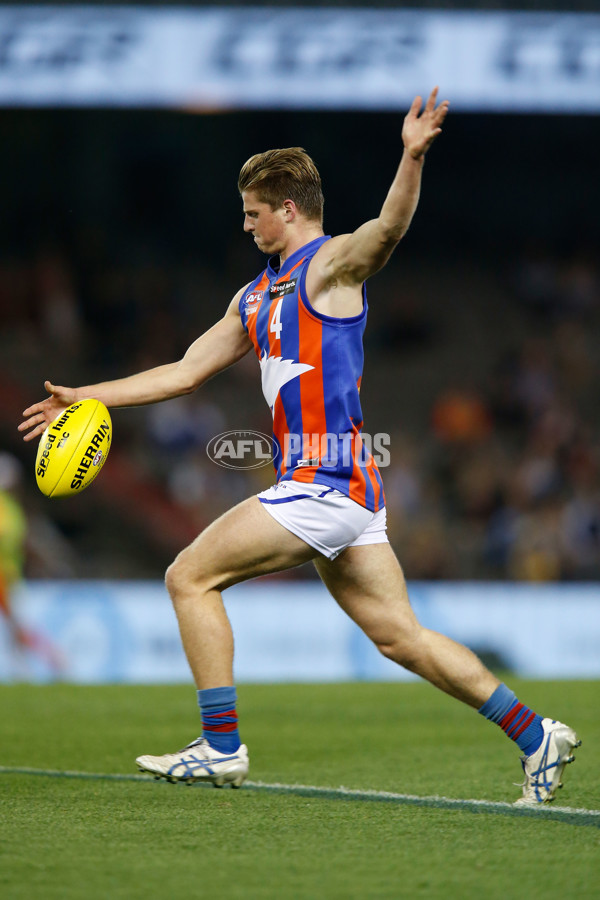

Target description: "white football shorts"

left=257, top=479, right=388, bottom=560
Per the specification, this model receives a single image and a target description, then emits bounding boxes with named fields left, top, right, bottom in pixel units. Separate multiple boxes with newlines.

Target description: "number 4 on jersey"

left=270, top=297, right=284, bottom=340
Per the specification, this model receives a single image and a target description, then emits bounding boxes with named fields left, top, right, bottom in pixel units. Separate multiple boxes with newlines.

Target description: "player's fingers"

left=407, top=95, right=422, bottom=118
left=21, top=402, right=44, bottom=418
left=45, top=381, right=75, bottom=405
left=18, top=411, right=45, bottom=429
left=21, top=422, right=46, bottom=442
left=424, top=86, right=439, bottom=112
left=18, top=412, right=46, bottom=432
left=44, top=380, right=60, bottom=396
left=435, top=100, right=450, bottom=120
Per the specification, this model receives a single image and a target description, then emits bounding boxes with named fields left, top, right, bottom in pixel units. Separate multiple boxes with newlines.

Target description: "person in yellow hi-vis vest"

left=0, top=454, right=27, bottom=645
left=0, top=453, right=63, bottom=676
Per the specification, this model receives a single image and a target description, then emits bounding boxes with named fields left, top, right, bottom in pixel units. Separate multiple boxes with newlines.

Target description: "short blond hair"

left=238, top=147, right=324, bottom=224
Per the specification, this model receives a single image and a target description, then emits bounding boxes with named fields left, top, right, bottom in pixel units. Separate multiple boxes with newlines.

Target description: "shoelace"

left=517, top=749, right=558, bottom=799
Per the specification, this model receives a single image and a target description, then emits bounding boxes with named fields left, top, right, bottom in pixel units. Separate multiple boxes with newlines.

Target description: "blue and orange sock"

left=478, top=683, right=544, bottom=756
left=197, top=686, right=241, bottom=754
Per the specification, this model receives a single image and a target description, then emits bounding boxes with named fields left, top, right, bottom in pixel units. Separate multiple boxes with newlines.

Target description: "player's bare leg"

left=315, top=542, right=499, bottom=707
left=165, top=496, right=318, bottom=688
left=136, top=496, right=317, bottom=786
left=315, top=542, right=580, bottom=804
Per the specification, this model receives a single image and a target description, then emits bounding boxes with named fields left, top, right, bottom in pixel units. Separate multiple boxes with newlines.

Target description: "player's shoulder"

left=310, top=233, right=352, bottom=267
left=314, top=233, right=351, bottom=257
left=234, top=281, right=253, bottom=301
left=225, top=282, right=253, bottom=317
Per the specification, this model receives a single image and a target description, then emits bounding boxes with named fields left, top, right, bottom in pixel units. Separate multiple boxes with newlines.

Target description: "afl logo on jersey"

left=244, top=291, right=263, bottom=314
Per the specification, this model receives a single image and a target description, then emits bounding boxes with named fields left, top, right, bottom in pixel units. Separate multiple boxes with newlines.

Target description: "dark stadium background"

left=1, top=0, right=599, bottom=583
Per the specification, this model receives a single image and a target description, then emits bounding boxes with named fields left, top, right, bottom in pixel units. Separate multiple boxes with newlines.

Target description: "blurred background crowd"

left=1, top=88, right=599, bottom=584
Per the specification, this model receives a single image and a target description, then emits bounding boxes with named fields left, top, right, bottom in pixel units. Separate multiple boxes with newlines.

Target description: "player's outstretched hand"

left=18, top=381, right=77, bottom=442
left=402, top=87, right=449, bottom=160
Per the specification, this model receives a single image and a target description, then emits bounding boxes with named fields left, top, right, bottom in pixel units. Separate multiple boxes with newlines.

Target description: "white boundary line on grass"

left=1, top=765, right=598, bottom=824
left=248, top=780, right=600, bottom=818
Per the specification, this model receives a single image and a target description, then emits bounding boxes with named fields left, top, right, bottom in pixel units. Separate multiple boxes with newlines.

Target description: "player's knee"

left=165, top=552, right=200, bottom=601
left=165, top=558, right=184, bottom=601
left=374, top=631, right=423, bottom=672
left=165, top=548, right=219, bottom=603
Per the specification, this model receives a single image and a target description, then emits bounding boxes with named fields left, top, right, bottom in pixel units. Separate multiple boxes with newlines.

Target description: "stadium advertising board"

left=0, top=7, right=598, bottom=111
left=1, top=580, right=599, bottom=683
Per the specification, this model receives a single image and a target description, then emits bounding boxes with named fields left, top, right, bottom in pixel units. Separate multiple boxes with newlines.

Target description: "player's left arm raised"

left=317, top=87, right=449, bottom=288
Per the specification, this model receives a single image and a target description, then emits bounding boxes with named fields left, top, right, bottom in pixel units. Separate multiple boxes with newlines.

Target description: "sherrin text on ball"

left=35, top=399, right=112, bottom=498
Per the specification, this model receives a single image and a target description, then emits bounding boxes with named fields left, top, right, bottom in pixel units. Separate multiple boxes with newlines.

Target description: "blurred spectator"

left=383, top=435, right=423, bottom=523
left=513, top=338, right=557, bottom=421
left=553, top=321, right=595, bottom=393
left=398, top=512, right=457, bottom=581
left=431, top=386, right=493, bottom=445
left=556, top=254, right=599, bottom=319
left=145, top=396, right=225, bottom=456
left=0, top=453, right=65, bottom=676
left=489, top=351, right=529, bottom=433
left=513, top=244, right=558, bottom=318
left=561, top=492, right=600, bottom=580
left=508, top=497, right=564, bottom=582
left=33, top=250, right=84, bottom=354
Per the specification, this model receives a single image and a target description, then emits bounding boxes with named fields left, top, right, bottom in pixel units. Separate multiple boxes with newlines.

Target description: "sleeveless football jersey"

left=239, top=235, right=385, bottom=512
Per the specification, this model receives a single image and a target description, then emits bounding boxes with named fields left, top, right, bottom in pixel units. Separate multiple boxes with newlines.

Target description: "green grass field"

left=1, top=680, right=598, bottom=899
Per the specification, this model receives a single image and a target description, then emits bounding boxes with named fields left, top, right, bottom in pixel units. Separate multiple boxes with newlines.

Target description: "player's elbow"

left=377, top=217, right=408, bottom=247
left=360, top=223, right=405, bottom=278
left=172, top=362, right=202, bottom=396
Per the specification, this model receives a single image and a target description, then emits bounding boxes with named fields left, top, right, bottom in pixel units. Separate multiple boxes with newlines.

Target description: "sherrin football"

left=35, top=399, right=112, bottom=498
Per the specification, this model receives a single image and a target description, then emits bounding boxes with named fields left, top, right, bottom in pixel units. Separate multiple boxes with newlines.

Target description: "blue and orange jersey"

left=239, top=235, right=385, bottom=512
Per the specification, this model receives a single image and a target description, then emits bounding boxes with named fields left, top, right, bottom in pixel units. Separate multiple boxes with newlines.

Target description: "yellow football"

left=35, top=399, right=112, bottom=498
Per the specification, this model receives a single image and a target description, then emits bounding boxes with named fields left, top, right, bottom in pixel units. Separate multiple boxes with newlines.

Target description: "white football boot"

left=514, top=718, right=581, bottom=807
left=136, top=737, right=249, bottom=788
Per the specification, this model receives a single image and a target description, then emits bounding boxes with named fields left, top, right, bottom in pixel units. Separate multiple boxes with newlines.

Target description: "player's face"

left=242, top=191, right=287, bottom=254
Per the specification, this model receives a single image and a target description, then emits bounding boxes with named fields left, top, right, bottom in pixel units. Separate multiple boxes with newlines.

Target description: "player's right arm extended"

left=19, top=291, right=252, bottom=442
left=311, top=88, right=449, bottom=291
